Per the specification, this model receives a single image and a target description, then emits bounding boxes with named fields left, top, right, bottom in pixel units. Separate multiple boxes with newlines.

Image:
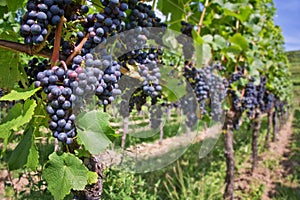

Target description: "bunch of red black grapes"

left=20, top=0, right=167, bottom=144
left=20, top=0, right=73, bottom=44
left=227, top=67, right=280, bottom=130
left=182, top=62, right=227, bottom=127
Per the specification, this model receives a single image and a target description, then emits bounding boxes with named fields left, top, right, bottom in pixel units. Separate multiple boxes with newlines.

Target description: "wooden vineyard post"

left=167, top=106, right=171, bottom=121
left=265, top=109, right=273, bottom=148
left=121, top=117, right=129, bottom=150
left=159, top=120, right=163, bottom=145
left=252, top=110, right=261, bottom=172
left=272, top=110, right=279, bottom=142
left=223, top=110, right=235, bottom=200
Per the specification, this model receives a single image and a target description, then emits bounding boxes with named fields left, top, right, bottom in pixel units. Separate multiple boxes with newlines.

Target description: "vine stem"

left=152, top=0, right=157, bottom=10
left=51, top=17, right=66, bottom=67
left=65, top=33, right=90, bottom=65
left=0, top=40, right=54, bottom=58
left=197, top=0, right=209, bottom=35
left=251, top=110, right=261, bottom=173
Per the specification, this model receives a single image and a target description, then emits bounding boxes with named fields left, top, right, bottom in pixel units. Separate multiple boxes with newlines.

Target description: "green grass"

left=104, top=116, right=274, bottom=199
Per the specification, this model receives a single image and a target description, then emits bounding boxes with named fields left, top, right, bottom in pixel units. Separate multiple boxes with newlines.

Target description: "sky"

left=273, top=0, right=300, bottom=51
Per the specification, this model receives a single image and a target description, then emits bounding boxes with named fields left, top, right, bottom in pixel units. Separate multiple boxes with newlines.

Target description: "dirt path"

left=235, top=113, right=298, bottom=199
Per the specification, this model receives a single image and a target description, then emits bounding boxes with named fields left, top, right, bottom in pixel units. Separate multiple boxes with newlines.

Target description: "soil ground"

left=235, top=113, right=300, bottom=199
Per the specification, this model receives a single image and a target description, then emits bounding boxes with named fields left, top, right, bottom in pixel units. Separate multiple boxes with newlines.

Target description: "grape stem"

left=51, top=17, right=66, bottom=67
left=33, top=26, right=53, bottom=54
left=60, top=60, right=68, bottom=71
left=152, top=0, right=156, bottom=10
left=197, top=0, right=209, bottom=35
left=65, top=33, right=90, bottom=65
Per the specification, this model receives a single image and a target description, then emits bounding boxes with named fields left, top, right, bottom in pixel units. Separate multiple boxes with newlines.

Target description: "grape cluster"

left=24, top=58, right=49, bottom=85
left=261, top=92, right=275, bottom=112
left=241, top=78, right=258, bottom=118
left=274, top=98, right=285, bottom=114
left=120, top=48, right=163, bottom=98
left=126, top=1, right=166, bottom=29
left=193, top=69, right=209, bottom=115
left=71, top=53, right=122, bottom=107
left=77, top=0, right=128, bottom=55
left=228, top=68, right=243, bottom=111
left=129, top=92, right=147, bottom=112
left=257, top=76, right=267, bottom=110
left=177, top=21, right=195, bottom=60
left=183, top=63, right=227, bottom=121
left=180, top=21, right=193, bottom=37
left=205, top=67, right=227, bottom=121
left=21, top=0, right=72, bottom=45
left=35, top=66, right=76, bottom=144
left=183, top=61, right=199, bottom=87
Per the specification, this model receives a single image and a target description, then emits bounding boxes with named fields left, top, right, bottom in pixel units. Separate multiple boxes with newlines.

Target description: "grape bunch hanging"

left=19, top=0, right=168, bottom=145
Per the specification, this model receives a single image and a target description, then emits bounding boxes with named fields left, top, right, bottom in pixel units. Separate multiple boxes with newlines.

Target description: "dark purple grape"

left=30, top=24, right=42, bottom=35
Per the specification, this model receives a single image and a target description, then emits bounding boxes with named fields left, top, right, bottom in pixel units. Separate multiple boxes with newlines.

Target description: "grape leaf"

left=157, top=0, right=184, bottom=31
left=0, top=49, right=21, bottom=89
left=87, top=171, right=98, bottom=185
left=160, top=66, right=186, bottom=102
left=26, top=140, right=39, bottom=171
left=8, top=126, right=34, bottom=170
left=213, top=35, right=227, bottom=50
left=0, top=0, right=7, bottom=6
left=43, top=152, right=89, bottom=200
left=0, top=102, right=22, bottom=124
left=192, top=30, right=205, bottom=67
left=229, top=33, right=248, bottom=51
left=0, top=99, right=37, bottom=139
left=76, top=111, right=113, bottom=154
left=6, top=0, right=24, bottom=12
left=0, top=88, right=41, bottom=101
left=224, top=6, right=251, bottom=22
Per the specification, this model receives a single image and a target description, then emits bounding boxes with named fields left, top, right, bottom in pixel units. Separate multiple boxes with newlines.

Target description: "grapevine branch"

left=0, top=40, right=49, bottom=57
left=65, top=33, right=90, bottom=65
left=197, top=0, right=209, bottom=35
left=0, top=39, right=67, bottom=60
left=51, top=17, right=66, bottom=67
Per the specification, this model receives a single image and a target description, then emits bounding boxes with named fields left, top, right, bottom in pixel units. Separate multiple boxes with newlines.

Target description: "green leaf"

left=224, top=6, right=252, bottom=22
left=202, top=34, right=213, bottom=43
left=6, top=0, right=23, bottom=12
left=192, top=29, right=205, bottom=67
left=0, top=49, right=21, bottom=89
left=202, top=43, right=212, bottom=65
left=43, top=152, right=89, bottom=200
left=0, top=0, right=7, bottom=6
left=87, top=171, right=98, bottom=185
left=160, top=66, right=186, bottom=101
left=0, top=99, right=37, bottom=139
left=213, top=35, right=227, bottom=50
left=229, top=33, right=248, bottom=51
left=249, top=58, right=263, bottom=76
left=1, top=102, right=22, bottom=124
left=191, top=29, right=204, bottom=44
left=26, top=140, right=39, bottom=171
left=77, top=111, right=113, bottom=154
left=212, top=0, right=224, bottom=6
left=0, top=88, right=41, bottom=101
left=226, top=45, right=242, bottom=54
left=157, top=0, right=184, bottom=31
left=8, top=126, right=33, bottom=170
